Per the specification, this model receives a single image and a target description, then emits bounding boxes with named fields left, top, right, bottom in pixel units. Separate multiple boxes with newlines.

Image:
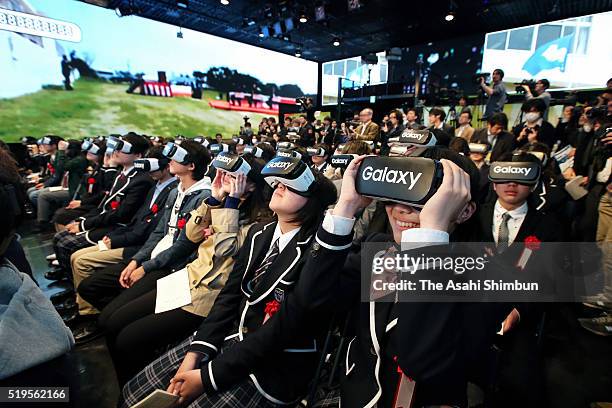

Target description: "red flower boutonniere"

left=177, top=218, right=187, bottom=230
left=110, top=200, right=120, bottom=210
left=517, top=235, right=541, bottom=270
left=151, top=203, right=159, bottom=214
left=263, top=300, right=281, bottom=324
left=87, top=177, right=96, bottom=185
left=87, top=177, right=96, bottom=194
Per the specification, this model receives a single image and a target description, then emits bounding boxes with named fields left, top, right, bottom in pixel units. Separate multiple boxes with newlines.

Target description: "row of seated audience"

left=0, top=93, right=610, bottom=407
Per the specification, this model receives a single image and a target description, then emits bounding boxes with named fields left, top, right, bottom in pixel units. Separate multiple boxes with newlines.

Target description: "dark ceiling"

left=80, top=0, right=612, bottom=62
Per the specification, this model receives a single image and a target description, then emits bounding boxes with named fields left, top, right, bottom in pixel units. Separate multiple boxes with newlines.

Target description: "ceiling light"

left=444, top=12, right=455, bottom=21
left=220, top=0, right=229, bottom=5
left=176, top=0, right=188, bottom=8
left=445, top=0, right=457, bottom=22
left=299, top=14, right=308, bottom=23
left=332, top=37, right=340, bottom=47
left=295, top=48, right=302, bottom=57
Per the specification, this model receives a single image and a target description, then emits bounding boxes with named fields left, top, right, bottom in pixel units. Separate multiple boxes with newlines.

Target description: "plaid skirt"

left=121, top=335, right=282, bottom=408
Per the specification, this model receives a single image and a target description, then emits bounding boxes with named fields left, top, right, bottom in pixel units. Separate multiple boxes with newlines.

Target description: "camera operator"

left=480, top=68, right=507, bottom=119
left=513, top=99, right=555, bottom=149
left=353, top=108, right=380, bottom=141
left=522, top=79, right=552, bottom=120
left=379, top=109, right=405, bottom=156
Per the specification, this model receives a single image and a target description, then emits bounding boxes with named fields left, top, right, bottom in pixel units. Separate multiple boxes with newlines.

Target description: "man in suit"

left=474, top=154, right=563, bottom=407
left=353, top=108, right=380, bottom=141
left=47, top=133, right=153, bottom=281
left=471, top=112, right=515, bottom=163
left=455, top=110, right=475, bottom=142
left=428, top=107, right=454, bottom=147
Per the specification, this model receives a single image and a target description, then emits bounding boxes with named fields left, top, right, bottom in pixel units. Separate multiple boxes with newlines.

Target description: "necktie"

left=497, top=212, right=512, bottom=253
left=249, top=239, right=280, bottom=290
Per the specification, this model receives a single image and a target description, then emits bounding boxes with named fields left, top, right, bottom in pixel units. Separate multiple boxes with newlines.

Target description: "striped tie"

left=497, top=212, right=512, bottom=253
left=249, top=239, right=280, bottom=290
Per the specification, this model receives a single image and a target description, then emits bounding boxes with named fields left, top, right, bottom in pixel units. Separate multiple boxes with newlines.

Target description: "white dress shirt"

left=149, top=176, right=177, bottom=209
left=492, top=200, right=528, bottom=246
left=266, top=224, right=301, bottom=258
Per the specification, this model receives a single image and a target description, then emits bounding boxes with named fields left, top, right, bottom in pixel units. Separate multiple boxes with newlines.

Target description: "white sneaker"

left=51, top=260, right=60, bottom=267
left=46, top=253, right=57, bottom=261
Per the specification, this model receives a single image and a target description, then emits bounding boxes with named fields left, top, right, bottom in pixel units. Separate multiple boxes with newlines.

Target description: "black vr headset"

left=212, top=152, right=252, bottom=177
left=330, top=154, right=357, bottom=170
left=488, top=161, right=541, bottom=186
left=276, top=149, right=302, bottom=160
left=388, top=128, right=437, bottom=156
left=134, top=158, right=169, bottom=172
left=307, top=147, right=327, bottom=157
left=210, top=143, right=230, bottom=155
left=107, top=136, right=135, bottom=154
left=277, top=141, right=296, bottom=150
left=262, top=156, right=315, bottom=196
left=162, top=142, right=192, bottom=164
left=243, top=145, right=263, bottom=158
left=355, top=156, right=444, bottom=207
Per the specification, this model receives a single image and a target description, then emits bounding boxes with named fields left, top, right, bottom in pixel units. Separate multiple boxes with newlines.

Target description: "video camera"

left=515, top=79, right=537, bottom=94
left=472, top=72, right=490, bottom=85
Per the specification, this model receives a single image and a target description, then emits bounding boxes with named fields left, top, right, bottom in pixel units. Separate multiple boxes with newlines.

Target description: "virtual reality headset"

left=162, top=142, right=191, bottom=165
left=520, top=151, right=548, bottom=167
left=150, top=136, right=163, bottom=143
left=212, top=152, right=252, bottom=177
left=277, top=141, right=296, bottom=150
left=488, top=161, right=541, bottom=186
left=107, top=136, right=135, bottom=154
left=307, top=147, right=327, bottom=157
left=193, top=136, right=210, bottom=148
left=355, top=156, right=444, bottom=207
left=243, top=145, right=263, bottom=158
left=330, top=154, right=357, bottom=170
left=134, top=158, right=168, bottom=172
left=81, top=139, right=93, bottom=152
left=39, top=136, right=55, bottom=146
left=388, top=129, right=437, bottom=156
left=210, top=143, right=230, bottom=155
left=469, top=143, right=490, bottom=154
left=276, top=149, right=302, bottom=160
left=262, top=156, right=315, bottom=196
left=232, top=137, right=246, bottom=145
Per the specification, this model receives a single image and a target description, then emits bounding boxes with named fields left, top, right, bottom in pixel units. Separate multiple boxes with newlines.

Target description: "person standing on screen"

left=480, top=68, right=507, bottom=119
left=61, top=55, right=73, bottom=91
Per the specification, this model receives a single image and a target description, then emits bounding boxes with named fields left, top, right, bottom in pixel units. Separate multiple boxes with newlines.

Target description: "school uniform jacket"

left=188, top=222, right=353, bottom=405
left=78, top=168, right=153, bottom=242
left=79, top=165, right=118, bottom=208
left=107, top=179, right=178, bottom=255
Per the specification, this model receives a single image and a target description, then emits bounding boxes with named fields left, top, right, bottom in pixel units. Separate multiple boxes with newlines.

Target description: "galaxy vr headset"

left=107, top=136, right=136, bottom=154
left=81, top=139, right=93, bottom=152
left=243, top=145, right=263, bottom=158
left=193, top=136, right=210, bottom=148
left=163, top=142, right=192, bottom=165
left=488, top=161, right=541, bottom=186
left=519, top=151, right=548, bottom=167
left=307, top=147, right=327, bottom=157
left=134, top=158, right=169, bottom=172
left=276, top=149, right=302, bottom=160
left=210, top=143, right=230, bottom=155
left=469, top=143, right=490, bottom=154
left=212, top=152, right=252, bottom=177
left=277, top=141, right=296, bottom=150
left=330, top=154, right=357, bottom=170
left=388, top=129, right=437, bottom=156
left=262, top=156, right=315, bottom=195
left=355, top=156, right=444, bottom=207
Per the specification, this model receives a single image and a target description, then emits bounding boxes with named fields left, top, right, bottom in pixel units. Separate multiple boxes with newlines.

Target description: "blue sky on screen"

left=28, top=0, right=317, bottom=93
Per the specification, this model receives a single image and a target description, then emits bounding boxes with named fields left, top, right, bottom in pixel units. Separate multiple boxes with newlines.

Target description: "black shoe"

left=45, top=268, right=67, bottom=281
left=54, top=297, right=77, bottom=313
left=73, top=320, right=103, bottom=345
left=50, top=288, right=75, bottom=305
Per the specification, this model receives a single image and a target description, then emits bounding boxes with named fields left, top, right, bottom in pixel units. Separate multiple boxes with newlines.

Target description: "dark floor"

left=8, top=220, right=612, bottom=407
left=17, top=224, right=119, bottom=408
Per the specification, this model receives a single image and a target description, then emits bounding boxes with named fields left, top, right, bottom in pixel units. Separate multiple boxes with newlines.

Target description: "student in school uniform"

left=120, top=156, right=338, bottom=408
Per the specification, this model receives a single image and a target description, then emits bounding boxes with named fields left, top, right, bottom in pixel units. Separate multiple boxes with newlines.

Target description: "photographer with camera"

left=380, top=109, right=405, bottom=155
left=521, top=79, right=552, bottom=120
left=479, top=68, right=507, bottom=120
left=513, top=99, right=556, bottom=149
